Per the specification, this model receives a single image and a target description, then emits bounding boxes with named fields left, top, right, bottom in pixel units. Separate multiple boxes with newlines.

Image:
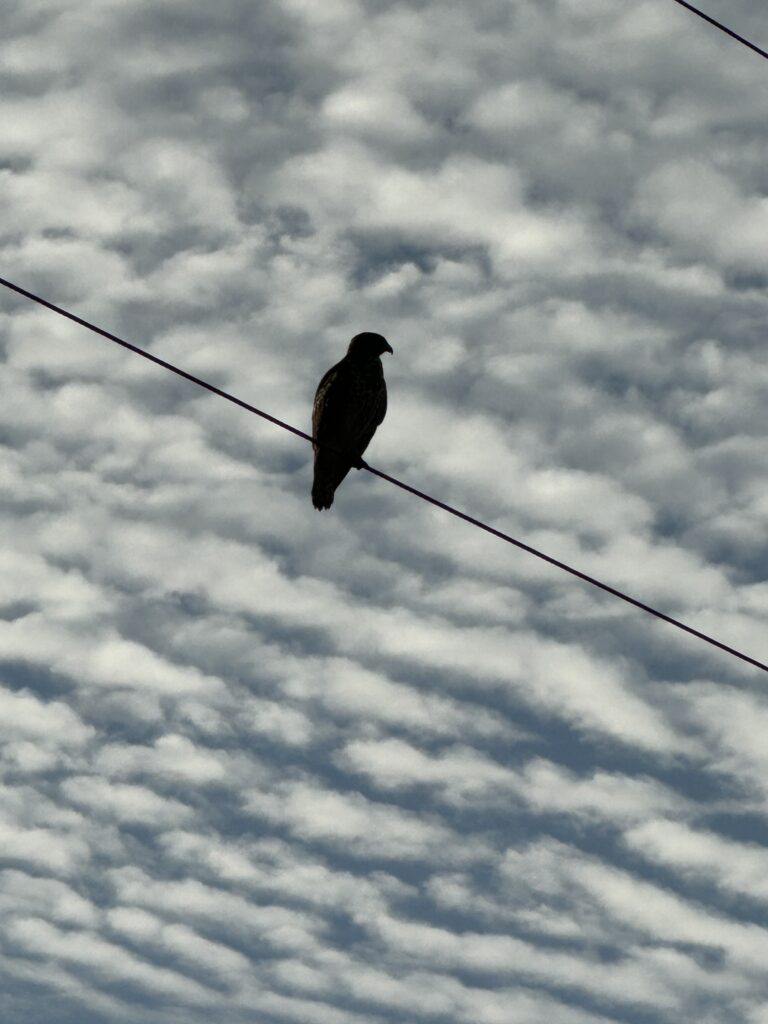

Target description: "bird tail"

left=312, top=450, right=351, bottom=510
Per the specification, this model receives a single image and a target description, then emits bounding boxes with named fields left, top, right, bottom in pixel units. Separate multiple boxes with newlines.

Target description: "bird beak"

left=384, top=341, right=394, bottom=354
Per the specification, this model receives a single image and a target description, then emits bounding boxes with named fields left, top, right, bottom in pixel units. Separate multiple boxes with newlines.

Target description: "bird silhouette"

left=311, top=332, right=393, bottom=509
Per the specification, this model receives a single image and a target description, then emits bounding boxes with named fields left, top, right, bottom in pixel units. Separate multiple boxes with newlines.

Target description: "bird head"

left=347, top=332, right=393, bottom=359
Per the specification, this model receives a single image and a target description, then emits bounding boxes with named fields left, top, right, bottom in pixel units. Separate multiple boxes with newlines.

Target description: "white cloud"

left=107, top=905, right=251, bottom=979
left=681, top=684, right=768, bottom=799
left=338, top=737, right=518, bottom=805
left=517, top=758, right=687, bottom=823
left=364, top=903, right=739, bottom=1013
left=501, top=839, right=768, bottom=976
left=110, top=866, right=324, bottom=955
left=0, top=822, right=89, bottom=876
left=634, top=160, right=768, bottom=271
left=1, top=0, right=767, bottom=1021
left=625, top=818, right=768, bottom=903
left=159, top=829, right=412, bottom=915
left=0, top=616, right=225, bottom=697
left=60, top=777, right=192, bottom=827
left=0, top=686, right=92, bottom=747
left=7, top=916, right=216, bottom=1005
left=0, top=870, right=97, bottom=928
left=282, top=655, right=512, bottom=739
left=94, top=734, right=229, bottom=784
left=246, top=780, right=482, bottom=862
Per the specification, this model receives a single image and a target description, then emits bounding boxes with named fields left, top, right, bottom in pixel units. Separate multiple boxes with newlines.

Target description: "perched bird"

left=311, top=331, right=393, bottom=510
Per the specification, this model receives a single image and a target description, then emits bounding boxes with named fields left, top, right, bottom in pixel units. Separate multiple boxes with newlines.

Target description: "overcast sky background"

left=1, top=1, right=768, bottom=1022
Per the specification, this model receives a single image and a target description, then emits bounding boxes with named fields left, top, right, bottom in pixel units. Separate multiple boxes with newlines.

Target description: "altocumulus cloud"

left=1, top=0, right=768, bottom=1022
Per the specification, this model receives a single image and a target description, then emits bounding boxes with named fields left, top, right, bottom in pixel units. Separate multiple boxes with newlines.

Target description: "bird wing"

left=312, top=361, right=347, bottom=452
left=313, top=360, right=386, bottom=455
left=353, top=377, right=387, bottom=458
left=311, top=362, right=359, bottom=509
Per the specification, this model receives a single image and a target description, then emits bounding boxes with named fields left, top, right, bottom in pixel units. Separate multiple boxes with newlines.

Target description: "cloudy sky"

left=2, top=0, right=768, bottom=1021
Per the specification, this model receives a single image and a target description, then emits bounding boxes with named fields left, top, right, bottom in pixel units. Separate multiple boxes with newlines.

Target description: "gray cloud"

left=1, top=0, right=768, bottom=1021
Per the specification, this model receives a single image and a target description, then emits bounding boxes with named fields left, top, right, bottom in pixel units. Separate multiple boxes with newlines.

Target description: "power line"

left=364, top=464, right=767, bottom=673
left=669, top=0, right=768, bottom=61
left=0, top=273, right=765, bottom=675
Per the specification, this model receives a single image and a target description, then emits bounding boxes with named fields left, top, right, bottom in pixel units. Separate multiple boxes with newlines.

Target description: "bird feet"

left=353, top=457, right=369, bottom=470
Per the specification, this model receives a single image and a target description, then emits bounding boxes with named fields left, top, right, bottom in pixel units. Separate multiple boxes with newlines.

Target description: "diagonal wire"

left=0, top=273, right=765, bottom=674
left=669, top=0, right=768, bottom=61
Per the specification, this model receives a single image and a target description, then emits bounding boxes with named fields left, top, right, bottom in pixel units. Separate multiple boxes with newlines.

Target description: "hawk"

left=311, top=331, right=393, bottom=509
